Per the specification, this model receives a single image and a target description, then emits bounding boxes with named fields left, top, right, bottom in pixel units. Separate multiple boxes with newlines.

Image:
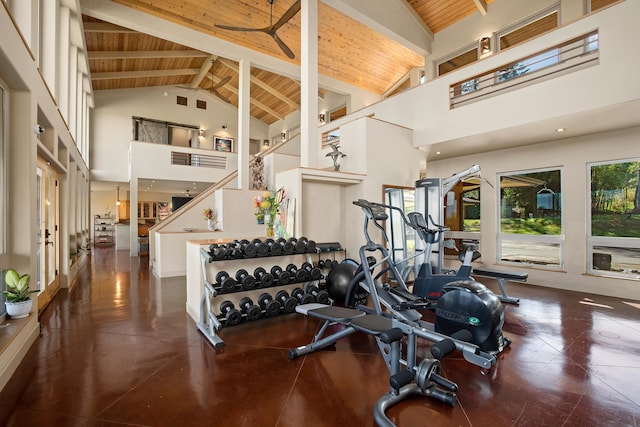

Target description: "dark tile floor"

left=1, top=247, right=639, bottom=426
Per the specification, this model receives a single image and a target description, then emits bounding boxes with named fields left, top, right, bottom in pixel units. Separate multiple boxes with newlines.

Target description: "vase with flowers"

left=203, top=208, right=215, bottom=231
left=253, top=187, right=285, bottom=237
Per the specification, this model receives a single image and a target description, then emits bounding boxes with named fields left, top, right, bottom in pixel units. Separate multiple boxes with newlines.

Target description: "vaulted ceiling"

left=82, top=0, right=495, bottom=125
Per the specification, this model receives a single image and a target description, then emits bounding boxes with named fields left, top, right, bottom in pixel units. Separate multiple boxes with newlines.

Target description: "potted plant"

left=3, top=269, right=36, bottom=319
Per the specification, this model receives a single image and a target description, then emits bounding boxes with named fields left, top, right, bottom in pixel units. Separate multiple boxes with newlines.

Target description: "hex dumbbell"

left=288, top=237, right=307, bottom=254
left=275, top=290, right=298, bottom=314
left=265, top=238, right=283, bottom=256
left=235, top=269, right=256, bottom=290
left=306, top=284, right=330, bottom=304
left=251, top=238, right=270, bottom=257
left=270, top=265, right=291, bottom=285
left=277, top=237, right=295, bottom=255
left=301, top=262, right=322, bottom=281
left=257, top=292, right=282, bottom=317
left=219, top=300, right=242, bottom=326
left=238, top=297, right=262, bottom=321
left=253, top=267, right=275, bottom=288
left=286, top=263, right=308, bottom=282
left=215, top=271, right=237, bottom=293
left=291, top=287, right=314, bottom=304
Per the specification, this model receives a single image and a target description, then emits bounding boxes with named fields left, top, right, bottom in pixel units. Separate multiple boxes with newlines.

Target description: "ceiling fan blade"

left=213, top=90, right=232, bottom=104
left=272, top=32, right=295, bottom=59
left=214, top=24, right=267, bottom=33
left=211, top=75, right=232, bottom=91
left=271, top=0, right=301, bottom=32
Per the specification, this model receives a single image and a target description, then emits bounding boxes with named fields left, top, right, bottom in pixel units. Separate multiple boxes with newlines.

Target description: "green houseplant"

left=3, top=269, right=36, bottom=318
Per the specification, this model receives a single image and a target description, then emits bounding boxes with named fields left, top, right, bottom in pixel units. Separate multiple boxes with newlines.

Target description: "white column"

left=300, top=0, right=319, bottom=168
left=237, top=59, right=251, bottom=190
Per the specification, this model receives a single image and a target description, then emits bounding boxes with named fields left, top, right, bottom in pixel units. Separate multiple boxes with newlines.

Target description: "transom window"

left=498, top=7, right=559, bottom=51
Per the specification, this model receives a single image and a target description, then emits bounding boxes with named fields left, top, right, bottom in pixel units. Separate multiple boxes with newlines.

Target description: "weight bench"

left=289, top=303, right=458, bottom=427
left=471, top=268, right=528, bottom=305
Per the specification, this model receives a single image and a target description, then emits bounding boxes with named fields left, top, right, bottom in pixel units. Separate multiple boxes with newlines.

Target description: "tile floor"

left=0, top=247, right=639, bottom=426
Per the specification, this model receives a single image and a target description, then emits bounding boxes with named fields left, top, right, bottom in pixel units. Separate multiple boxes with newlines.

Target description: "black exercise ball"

left=326, top=262, right=357, bottom=304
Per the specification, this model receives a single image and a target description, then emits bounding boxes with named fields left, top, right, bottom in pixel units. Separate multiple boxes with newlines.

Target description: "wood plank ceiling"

left=83, top=0, right=495, bottom=125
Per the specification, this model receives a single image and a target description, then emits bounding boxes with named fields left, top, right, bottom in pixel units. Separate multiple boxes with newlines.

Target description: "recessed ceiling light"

left=435, top=151, right=441, bottom=155
left=556, top=128, right=565, bottom=132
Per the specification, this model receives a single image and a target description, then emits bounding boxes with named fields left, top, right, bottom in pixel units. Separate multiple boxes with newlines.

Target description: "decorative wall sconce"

left=319, top=113, right=326, bottom=123
left=480, top=36, right=491, bottom=54
left=198, top=128, right=205, bottom=137
left=263, top=139, right=270, bottom=147
left=280, top=132, right=286, bottom=140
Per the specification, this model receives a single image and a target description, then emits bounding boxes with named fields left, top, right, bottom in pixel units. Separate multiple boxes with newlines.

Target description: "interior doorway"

left=36, top=158, right=60, bottom=311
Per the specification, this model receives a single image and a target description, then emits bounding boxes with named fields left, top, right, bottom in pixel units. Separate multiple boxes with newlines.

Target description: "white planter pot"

left=5, top=299, right=32, bottom=319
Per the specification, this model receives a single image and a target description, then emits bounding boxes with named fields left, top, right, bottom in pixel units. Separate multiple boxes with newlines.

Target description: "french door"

left=36, top=158, right=60, bottom=310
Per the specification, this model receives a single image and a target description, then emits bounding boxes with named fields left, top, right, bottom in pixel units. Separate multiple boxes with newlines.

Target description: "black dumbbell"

left=238, top=297, right=262, bottom=321
left=275, top=290, right=298, bottom=314
left=215, top=271, right=237, bottom=293
left=286, top=263, right=308, bottom=282
left=258, top=292, right=282, bottom=317
left=277, top=237, right=295, bottom=255
left=301, top=262, right=322, bottom=281
left=306, top=284, right=330, bottom=304
left=291, top=287, right=314, bottom=304
left=289, top=237, right=307, bottom=254
left=253, top=267, right=274, bottom=288
left=235, top=269, right=256, bottom=290
left=219, top=300, right=242, bottom=326
left=250, top=238, right=270, bottom=257
left=265, top=238, right=282, bottom=256
left=271, top=265, right=291, bottom=285
left=207, top=244, right=226, bottom=261
left=306, top=239, right=317, bottom=254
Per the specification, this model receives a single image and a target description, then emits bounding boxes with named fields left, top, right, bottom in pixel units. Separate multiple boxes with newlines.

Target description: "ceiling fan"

left=177, top=59, right=232, bottom=103
left=215, top=0, right=301, bottom=60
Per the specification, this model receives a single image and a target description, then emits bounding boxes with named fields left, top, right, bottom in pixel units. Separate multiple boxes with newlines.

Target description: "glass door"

left=37, top=158, right=60, bottom=310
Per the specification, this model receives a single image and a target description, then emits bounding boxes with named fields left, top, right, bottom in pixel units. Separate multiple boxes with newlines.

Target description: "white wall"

left=90, top=86, right=270, bottom=182
left=426, top=126, right=640, bottom=301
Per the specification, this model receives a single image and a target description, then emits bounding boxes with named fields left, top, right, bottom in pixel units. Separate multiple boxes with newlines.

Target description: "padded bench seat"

left=472, top=268, right=528, bottom=281
left=471, top=268, right=527, bottom=305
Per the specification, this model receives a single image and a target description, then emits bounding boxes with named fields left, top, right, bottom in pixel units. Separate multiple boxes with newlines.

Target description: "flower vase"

left=207, top=218, right=215, bottom=231
left=266, top=225, right=275, bottom=237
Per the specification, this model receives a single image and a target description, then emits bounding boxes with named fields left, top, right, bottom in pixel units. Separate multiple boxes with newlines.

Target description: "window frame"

left=0, top=81, right=6, bottom=257
left=434, top=42, right=479, bottom=78
left=496, top=4, right=560, bottom=52
left=497, top=167, right=565, bottom=270
left=586, top=158, right=640, bottom=280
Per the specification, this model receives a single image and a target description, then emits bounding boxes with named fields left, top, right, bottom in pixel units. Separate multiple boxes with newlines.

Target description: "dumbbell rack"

left=197, top=242, right=331, bottom=350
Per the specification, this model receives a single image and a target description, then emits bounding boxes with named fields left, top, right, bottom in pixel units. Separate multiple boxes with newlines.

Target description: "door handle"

left=45, top=240, right=54, bottom=246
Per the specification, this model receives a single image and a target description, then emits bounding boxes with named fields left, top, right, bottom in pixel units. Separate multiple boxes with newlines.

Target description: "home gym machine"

left=414, top=165, right=526, bottom=304
left=290, top=199, right=510, bottom=426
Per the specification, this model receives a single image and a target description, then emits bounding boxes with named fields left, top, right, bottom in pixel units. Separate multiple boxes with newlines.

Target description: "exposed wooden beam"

left=207, top=75, right=285, bottom=121
left=83, top=22, right=136, bottom=33
left=216, top=58, right=300, bottom=111
left=472, top=0, right=488, bottom=16
left=189, top=54, right=218, bottom=89
left=88, top=50, right=208, bottom=59
left=91, top=69, right=199, bottom=80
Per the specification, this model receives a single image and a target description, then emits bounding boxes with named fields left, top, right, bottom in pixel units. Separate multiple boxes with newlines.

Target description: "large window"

left=588, top=160, right=640, bottom=279
left=498, top=168, right=563, bottom=267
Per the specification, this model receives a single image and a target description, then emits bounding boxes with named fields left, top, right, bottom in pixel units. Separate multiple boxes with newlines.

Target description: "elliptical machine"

left=338, top=199, right=510, bottom=355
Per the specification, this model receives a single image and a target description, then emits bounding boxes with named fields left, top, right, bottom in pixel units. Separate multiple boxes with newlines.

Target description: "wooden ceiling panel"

left=408, top=0, right=496, bottom=33
left=84, top=0, right=503, bottom=125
